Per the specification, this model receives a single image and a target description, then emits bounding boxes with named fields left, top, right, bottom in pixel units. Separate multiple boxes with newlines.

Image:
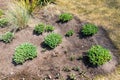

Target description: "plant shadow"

left=32, top=30, right=42, bottom=36
left=77, top=30, right=92, bottom=39
left=82, top=52, right=98, bottom=68
left=40, top=42, right=53, bottom=51
left=12, top=58, right=35, bottom=66
left=56, top=20, right=69, bottom=24
left=12, top=59, right=23, bottom=66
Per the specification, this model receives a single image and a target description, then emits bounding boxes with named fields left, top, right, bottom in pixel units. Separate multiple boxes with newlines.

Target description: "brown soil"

left=0, top=0, right=10, bottom=10
left=0, top=8, right=119, bottom=80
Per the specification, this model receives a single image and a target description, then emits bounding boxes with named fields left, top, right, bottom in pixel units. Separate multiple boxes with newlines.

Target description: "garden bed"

left=0, top=8, right=119, bottom=80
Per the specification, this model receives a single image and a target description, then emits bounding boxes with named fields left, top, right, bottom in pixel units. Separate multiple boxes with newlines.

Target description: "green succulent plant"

left=59, top=13, right=73, bottom=22
left=45, top=25, right=55, bottom=32
left=13, top=43, right=37, bottom=64
left=2, top=32, right=14, bottom=43
left=34, top=23, right=45, bottom=34
left=87, top=45, right=112, bottom=66
left=44, top=33, right=62, bottom=48
left=81, top=23, right=98, bottom=36
left=0, top=18, right=8, bottom=28
left=66, top=30, right=74, bottom=37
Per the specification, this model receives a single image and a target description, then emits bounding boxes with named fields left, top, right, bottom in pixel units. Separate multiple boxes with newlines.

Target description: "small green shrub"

left=66, top=30, right=74, bottom=37
left=13, top=43, right=37, bottom=64
left=0, top=18, right=8, bottom=27
left=59, top=13, right=73, bottom=22
left=34, top=23, right=45, bottom=34
left=45, top=25, right=55, bottom=32
left=44, top=33, right=62, bottom=48
left=87, top=45, right=112, bottom=66
left=2, top=32, right=14, bottom=43
left=81, top=23, right=98, bottom=36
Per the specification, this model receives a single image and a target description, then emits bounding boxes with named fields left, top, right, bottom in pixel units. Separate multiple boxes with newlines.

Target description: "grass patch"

left=6, top=1, right=30, bottom=30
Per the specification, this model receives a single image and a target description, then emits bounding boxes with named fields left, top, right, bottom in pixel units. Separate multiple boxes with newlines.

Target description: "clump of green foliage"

left=66, top=30, right=74, bottom=37
left=34, top=23, right=45, bottom=35
left=45, top=25, right=55, bottom=32
left=59, top=13, right=73, bottom=22
left=44, top=33, right=62, bottom=48
left=13, top=43, right=37, bottom=64
left=38, top=0, right=56, bottom=6
left=0, top=18, right=8, bottom=28
left=87, top=45, right=112, bottom=66
left=0, top=9, right=3, bottom=16
left=2, top=32, right=14, bottom=43
left=81, top=23, right=98, bottom=36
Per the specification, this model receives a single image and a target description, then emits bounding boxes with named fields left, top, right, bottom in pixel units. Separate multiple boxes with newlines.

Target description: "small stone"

left=51, top=53, right=57, bottom=57
left=48, top=75, right=52, bottom=79
left=21, top=78, right=25, bottom=80
left=43, top=56, right=47, bottom=59
left=55, top=51, right=59, bottom=54
left=64, top=50, right=67, bottom=54
left=10, top=72, right=14, bottom=75
left=61, top=46, right=64, bottom=48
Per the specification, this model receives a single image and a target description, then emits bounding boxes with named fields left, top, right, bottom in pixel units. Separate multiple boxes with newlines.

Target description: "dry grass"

left=56, top=0, right=120, bottom=49
left=95, top=66, right=120, bottom=80
left=6, top=1, right=30, bottom=30
left=55, top=0, right=120, bottom=80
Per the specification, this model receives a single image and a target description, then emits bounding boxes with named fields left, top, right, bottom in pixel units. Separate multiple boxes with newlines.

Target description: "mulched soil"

left=0, top=6, right=119, bottom=80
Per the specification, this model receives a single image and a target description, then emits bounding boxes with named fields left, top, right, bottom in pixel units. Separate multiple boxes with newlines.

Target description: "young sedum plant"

left=81, top=23, right=98, bottom=36
left=44, top=33, right=62, bottom=49
left=2, top=32, right=14, bottom=43
left=45, top=25, right=55, bottom=32
left=66, top=30, right=74, bottom=37
left=34, top=23, right=45, bottom=35
left=0, top=18, right=9, bottom=28
left=87, top=45, right=112, bottom=66
left=59, top=13, right=73, bottom=22
left=13, top=43, right=37, bottom=64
